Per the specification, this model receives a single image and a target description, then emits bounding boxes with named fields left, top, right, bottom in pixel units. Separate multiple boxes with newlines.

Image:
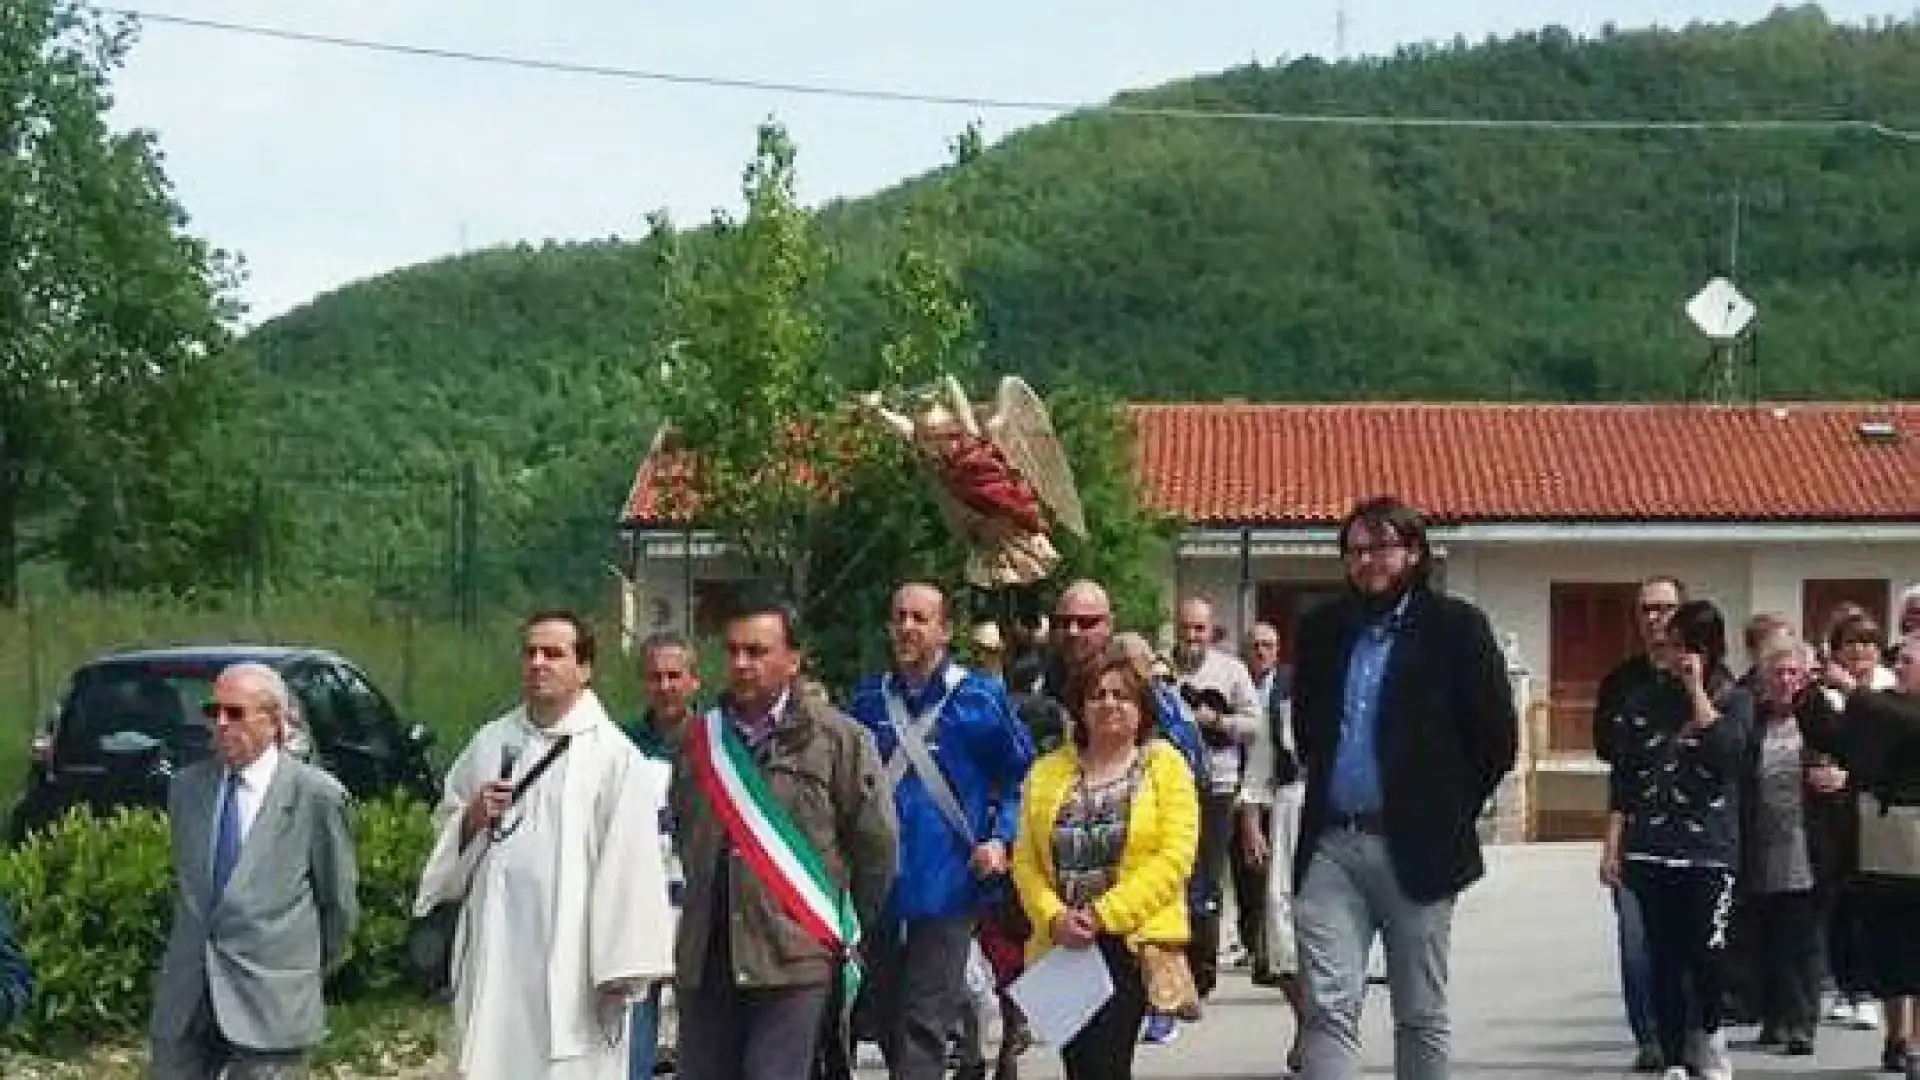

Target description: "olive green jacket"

left=670, top=688, right=898, bottom=990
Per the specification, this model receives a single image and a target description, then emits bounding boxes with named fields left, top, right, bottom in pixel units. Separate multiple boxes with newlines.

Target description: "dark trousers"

left=1748, top=889, right=1823, bottom=1041
left=1187, top=791, right=1237, bottom=997
left=1627, top=862, right=1735, bottom=1068
left=865, top=915, right=974, bottom=1080
left=1826, top=885, right=1876, bottom=996
left=677, top=977, right=830, bottom=1080
left=1061, top=935, right=1147, bottom=1080
left=1231, top=809, right=1270, bottom=972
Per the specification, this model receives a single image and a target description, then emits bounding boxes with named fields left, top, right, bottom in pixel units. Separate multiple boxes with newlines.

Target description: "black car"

left=7, top=645, right=440, bottom=843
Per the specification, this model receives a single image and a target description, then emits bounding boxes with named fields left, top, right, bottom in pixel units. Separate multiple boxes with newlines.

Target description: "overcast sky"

left=106, top=0, right=1899, bottom=323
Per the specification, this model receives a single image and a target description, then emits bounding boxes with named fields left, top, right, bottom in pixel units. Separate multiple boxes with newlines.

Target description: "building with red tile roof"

left=623, top=400, right=1920, bottom=839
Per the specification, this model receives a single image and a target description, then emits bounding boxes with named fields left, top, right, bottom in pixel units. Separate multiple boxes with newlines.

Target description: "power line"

left=104, top=6, right=1920, bottom=143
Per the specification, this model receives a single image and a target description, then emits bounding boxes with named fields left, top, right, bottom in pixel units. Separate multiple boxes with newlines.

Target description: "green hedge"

left=0, top=793, right=438, bottom=1052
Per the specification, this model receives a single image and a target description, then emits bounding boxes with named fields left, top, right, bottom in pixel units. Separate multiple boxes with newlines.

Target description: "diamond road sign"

left=1686, top=277, right=1757, bottom=342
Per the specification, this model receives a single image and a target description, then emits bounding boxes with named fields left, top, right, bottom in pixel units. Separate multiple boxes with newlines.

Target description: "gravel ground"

left=0, top=1047, right=453, bottom=1079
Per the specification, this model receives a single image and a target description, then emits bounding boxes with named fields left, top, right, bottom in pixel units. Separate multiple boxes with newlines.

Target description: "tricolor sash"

left=686, top=707, right=863, bottom=999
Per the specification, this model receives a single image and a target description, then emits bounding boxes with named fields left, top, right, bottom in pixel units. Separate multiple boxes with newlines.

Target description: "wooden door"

left=1803, top=578, right=1890, bottom=646
left=1548, top=583, right=1642, bottom=755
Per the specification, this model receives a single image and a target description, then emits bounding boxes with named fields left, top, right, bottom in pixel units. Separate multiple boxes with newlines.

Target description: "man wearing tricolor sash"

left=847, top=583, right=1036, bottom=1080
left=415, top=610, right=676, bottom=1080
left=672, top=596, right=899, bottom=1080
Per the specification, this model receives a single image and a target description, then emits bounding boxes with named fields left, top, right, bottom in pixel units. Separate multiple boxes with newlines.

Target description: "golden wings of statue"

left=861, top=374, right=1088, bottom=589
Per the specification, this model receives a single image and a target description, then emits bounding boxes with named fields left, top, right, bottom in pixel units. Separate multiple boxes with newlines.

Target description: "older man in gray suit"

left=150, top=662, right=360, bottom=1079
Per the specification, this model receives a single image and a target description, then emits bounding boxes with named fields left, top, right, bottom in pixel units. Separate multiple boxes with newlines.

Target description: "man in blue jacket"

left=849, top=583, right=1036, bottom=1080
left=0, top=896, right=30, bottom=1031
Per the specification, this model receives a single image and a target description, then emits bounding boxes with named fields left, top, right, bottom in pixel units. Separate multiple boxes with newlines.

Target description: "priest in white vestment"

left=416, top=610, right=676, bottom=1080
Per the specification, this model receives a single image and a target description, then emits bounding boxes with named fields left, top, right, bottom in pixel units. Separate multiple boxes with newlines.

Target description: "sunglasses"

left=1640, top=602, right=1679, bottom=615
left=1057, top=614, right=1106, bottom=631
left=201, top=702, right=252, bottom=723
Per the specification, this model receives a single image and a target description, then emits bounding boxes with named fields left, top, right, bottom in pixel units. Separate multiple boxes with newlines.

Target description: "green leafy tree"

left=646, top=123, right=1171, bottom=688
left=643, top=123, right=971, bottom=686
left=0, top=0, right=244, bottom=603
left=1044, top=388, right=1176, bottom=633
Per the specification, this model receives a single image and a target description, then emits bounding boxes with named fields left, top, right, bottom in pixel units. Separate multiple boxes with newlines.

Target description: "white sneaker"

left=1693, top=1029, right=1734, bottom=1080
left=1853, top=998, right=1885, bottom=1031
left=1661, top=1068, right=1690, bottom=1080
left=1827, top=997, right=1858, bottom=1026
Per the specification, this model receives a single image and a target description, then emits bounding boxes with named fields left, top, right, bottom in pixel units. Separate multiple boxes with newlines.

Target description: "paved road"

left=869, top=843, right=1889, bottom=1079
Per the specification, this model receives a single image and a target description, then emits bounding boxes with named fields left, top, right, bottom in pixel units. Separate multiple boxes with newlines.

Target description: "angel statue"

left=861, top=374, right=1088, bottom=588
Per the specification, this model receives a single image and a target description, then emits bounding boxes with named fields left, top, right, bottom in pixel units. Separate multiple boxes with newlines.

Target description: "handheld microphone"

left=499, top=744, right=521, bottom=783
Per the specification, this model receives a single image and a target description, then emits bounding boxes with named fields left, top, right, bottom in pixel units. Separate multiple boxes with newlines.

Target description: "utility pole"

left=1728, top=182, right=1742, bottom=279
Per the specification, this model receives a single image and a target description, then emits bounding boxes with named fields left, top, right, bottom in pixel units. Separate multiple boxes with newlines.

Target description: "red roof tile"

left=624, top=402, right=1920, bottom=527
left=1131, top=402, right=1920, bottom=525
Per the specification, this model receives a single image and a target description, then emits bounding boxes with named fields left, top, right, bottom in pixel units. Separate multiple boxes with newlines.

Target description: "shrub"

left=0, top=806, right=173, bottom=1051
left=0, top=792, right=442, bottom=1052
left=331, top=792, right=438, bottom=999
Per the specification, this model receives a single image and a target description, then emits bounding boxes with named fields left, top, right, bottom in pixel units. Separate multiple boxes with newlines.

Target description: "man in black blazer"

left=1290, top=496, right=1518, bottom=1080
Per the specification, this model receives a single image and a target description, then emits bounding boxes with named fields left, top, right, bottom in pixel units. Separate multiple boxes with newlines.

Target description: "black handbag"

left=401, top=734, right=573, bottom=996
left=402, top=901, right=462, bottom=997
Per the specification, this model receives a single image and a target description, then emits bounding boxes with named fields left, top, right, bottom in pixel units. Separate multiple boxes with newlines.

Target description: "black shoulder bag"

left=402, top=734, right=573, bottom=997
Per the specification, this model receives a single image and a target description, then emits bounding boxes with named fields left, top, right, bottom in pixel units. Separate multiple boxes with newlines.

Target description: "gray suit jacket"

left=151, top=756, right=360, bottom=1052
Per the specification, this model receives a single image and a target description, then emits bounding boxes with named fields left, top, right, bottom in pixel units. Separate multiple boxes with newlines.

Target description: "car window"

left=331, top=665, right=398, bottom=746
left=286, top=663, right=347, bottom=749
left=57, top=663, right=218, bottom=767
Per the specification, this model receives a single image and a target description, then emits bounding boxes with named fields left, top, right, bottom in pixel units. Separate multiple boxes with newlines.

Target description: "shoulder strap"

left=510, top=734, right=572, bottom=805
left=884, top=665, right=974, bottom=846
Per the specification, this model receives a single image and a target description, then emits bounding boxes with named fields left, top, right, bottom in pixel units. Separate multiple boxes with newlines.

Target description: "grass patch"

left=0, top=591, right=645, bottom=818
left=0, top=997, right=449, bottom=1079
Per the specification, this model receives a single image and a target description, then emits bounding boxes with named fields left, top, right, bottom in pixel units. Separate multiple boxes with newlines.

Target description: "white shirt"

left=219, top=743, right=283, bottom=845
left=1174, top=648, right=1261, bottom=794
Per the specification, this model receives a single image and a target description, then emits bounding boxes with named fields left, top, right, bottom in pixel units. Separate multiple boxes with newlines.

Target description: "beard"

left=1352, top=564, right=1419, bottom=615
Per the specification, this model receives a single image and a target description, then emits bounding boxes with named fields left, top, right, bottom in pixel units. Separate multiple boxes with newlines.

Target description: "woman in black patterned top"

left=1600, top=600, right=1754, bottom=1080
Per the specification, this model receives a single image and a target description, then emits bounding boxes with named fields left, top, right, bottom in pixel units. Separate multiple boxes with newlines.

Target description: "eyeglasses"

left=1640, top=602, right=1679, bottom=615
left=201, top=702, right=251, bottom=723
left=1057, top=614, right=1106, bottom=631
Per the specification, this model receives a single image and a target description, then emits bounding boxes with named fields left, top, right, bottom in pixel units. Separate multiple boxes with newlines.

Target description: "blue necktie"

left=213, top=772, right=243, bottom=899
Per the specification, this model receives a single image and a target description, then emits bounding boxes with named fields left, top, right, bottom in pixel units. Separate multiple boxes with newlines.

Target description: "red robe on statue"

left=930, top=433, right=1044, bottom=535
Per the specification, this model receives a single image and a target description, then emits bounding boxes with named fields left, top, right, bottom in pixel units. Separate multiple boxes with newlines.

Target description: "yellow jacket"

left=1011, top=739, right=1199, bottom=962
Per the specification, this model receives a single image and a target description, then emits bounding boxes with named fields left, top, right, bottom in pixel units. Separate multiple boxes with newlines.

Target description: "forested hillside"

left=244, top=7, right=1920, bottom=602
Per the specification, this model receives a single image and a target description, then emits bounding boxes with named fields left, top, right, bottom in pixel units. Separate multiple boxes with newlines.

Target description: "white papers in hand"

left=1006, top=944, right=1114, bottom=1046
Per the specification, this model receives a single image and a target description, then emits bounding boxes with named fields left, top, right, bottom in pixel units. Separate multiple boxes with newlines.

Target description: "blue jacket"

left=0, top=897, right=30, bottom=1031
left=1152, top=682, right=1209, bottom=790
left=849, top=659, right=1036, bottom=923
left=1151, top=683, right=1215, bottom=912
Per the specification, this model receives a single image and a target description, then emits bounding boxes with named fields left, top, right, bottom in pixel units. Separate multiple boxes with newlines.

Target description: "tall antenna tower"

left=1335, top=3, right=1350, bottom=58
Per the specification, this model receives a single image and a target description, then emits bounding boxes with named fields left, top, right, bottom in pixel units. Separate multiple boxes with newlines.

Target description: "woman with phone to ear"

left=1600, top=600, right=1754, bottom=1080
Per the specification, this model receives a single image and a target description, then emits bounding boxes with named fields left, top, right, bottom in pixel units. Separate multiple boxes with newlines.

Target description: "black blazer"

left=1290, top=586, right=1519, bottom=904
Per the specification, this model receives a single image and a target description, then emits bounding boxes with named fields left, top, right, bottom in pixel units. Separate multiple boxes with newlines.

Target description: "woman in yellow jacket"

left=1011, top=655, right=1201, bottom=1079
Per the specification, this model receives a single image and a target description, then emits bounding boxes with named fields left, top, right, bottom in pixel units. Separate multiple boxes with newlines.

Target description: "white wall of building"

left=1171, top=536, right=1920, bottom=696
left=624, top=529, right=1920, bottom=681
left=1462, top=544, right=1752, bottom=689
